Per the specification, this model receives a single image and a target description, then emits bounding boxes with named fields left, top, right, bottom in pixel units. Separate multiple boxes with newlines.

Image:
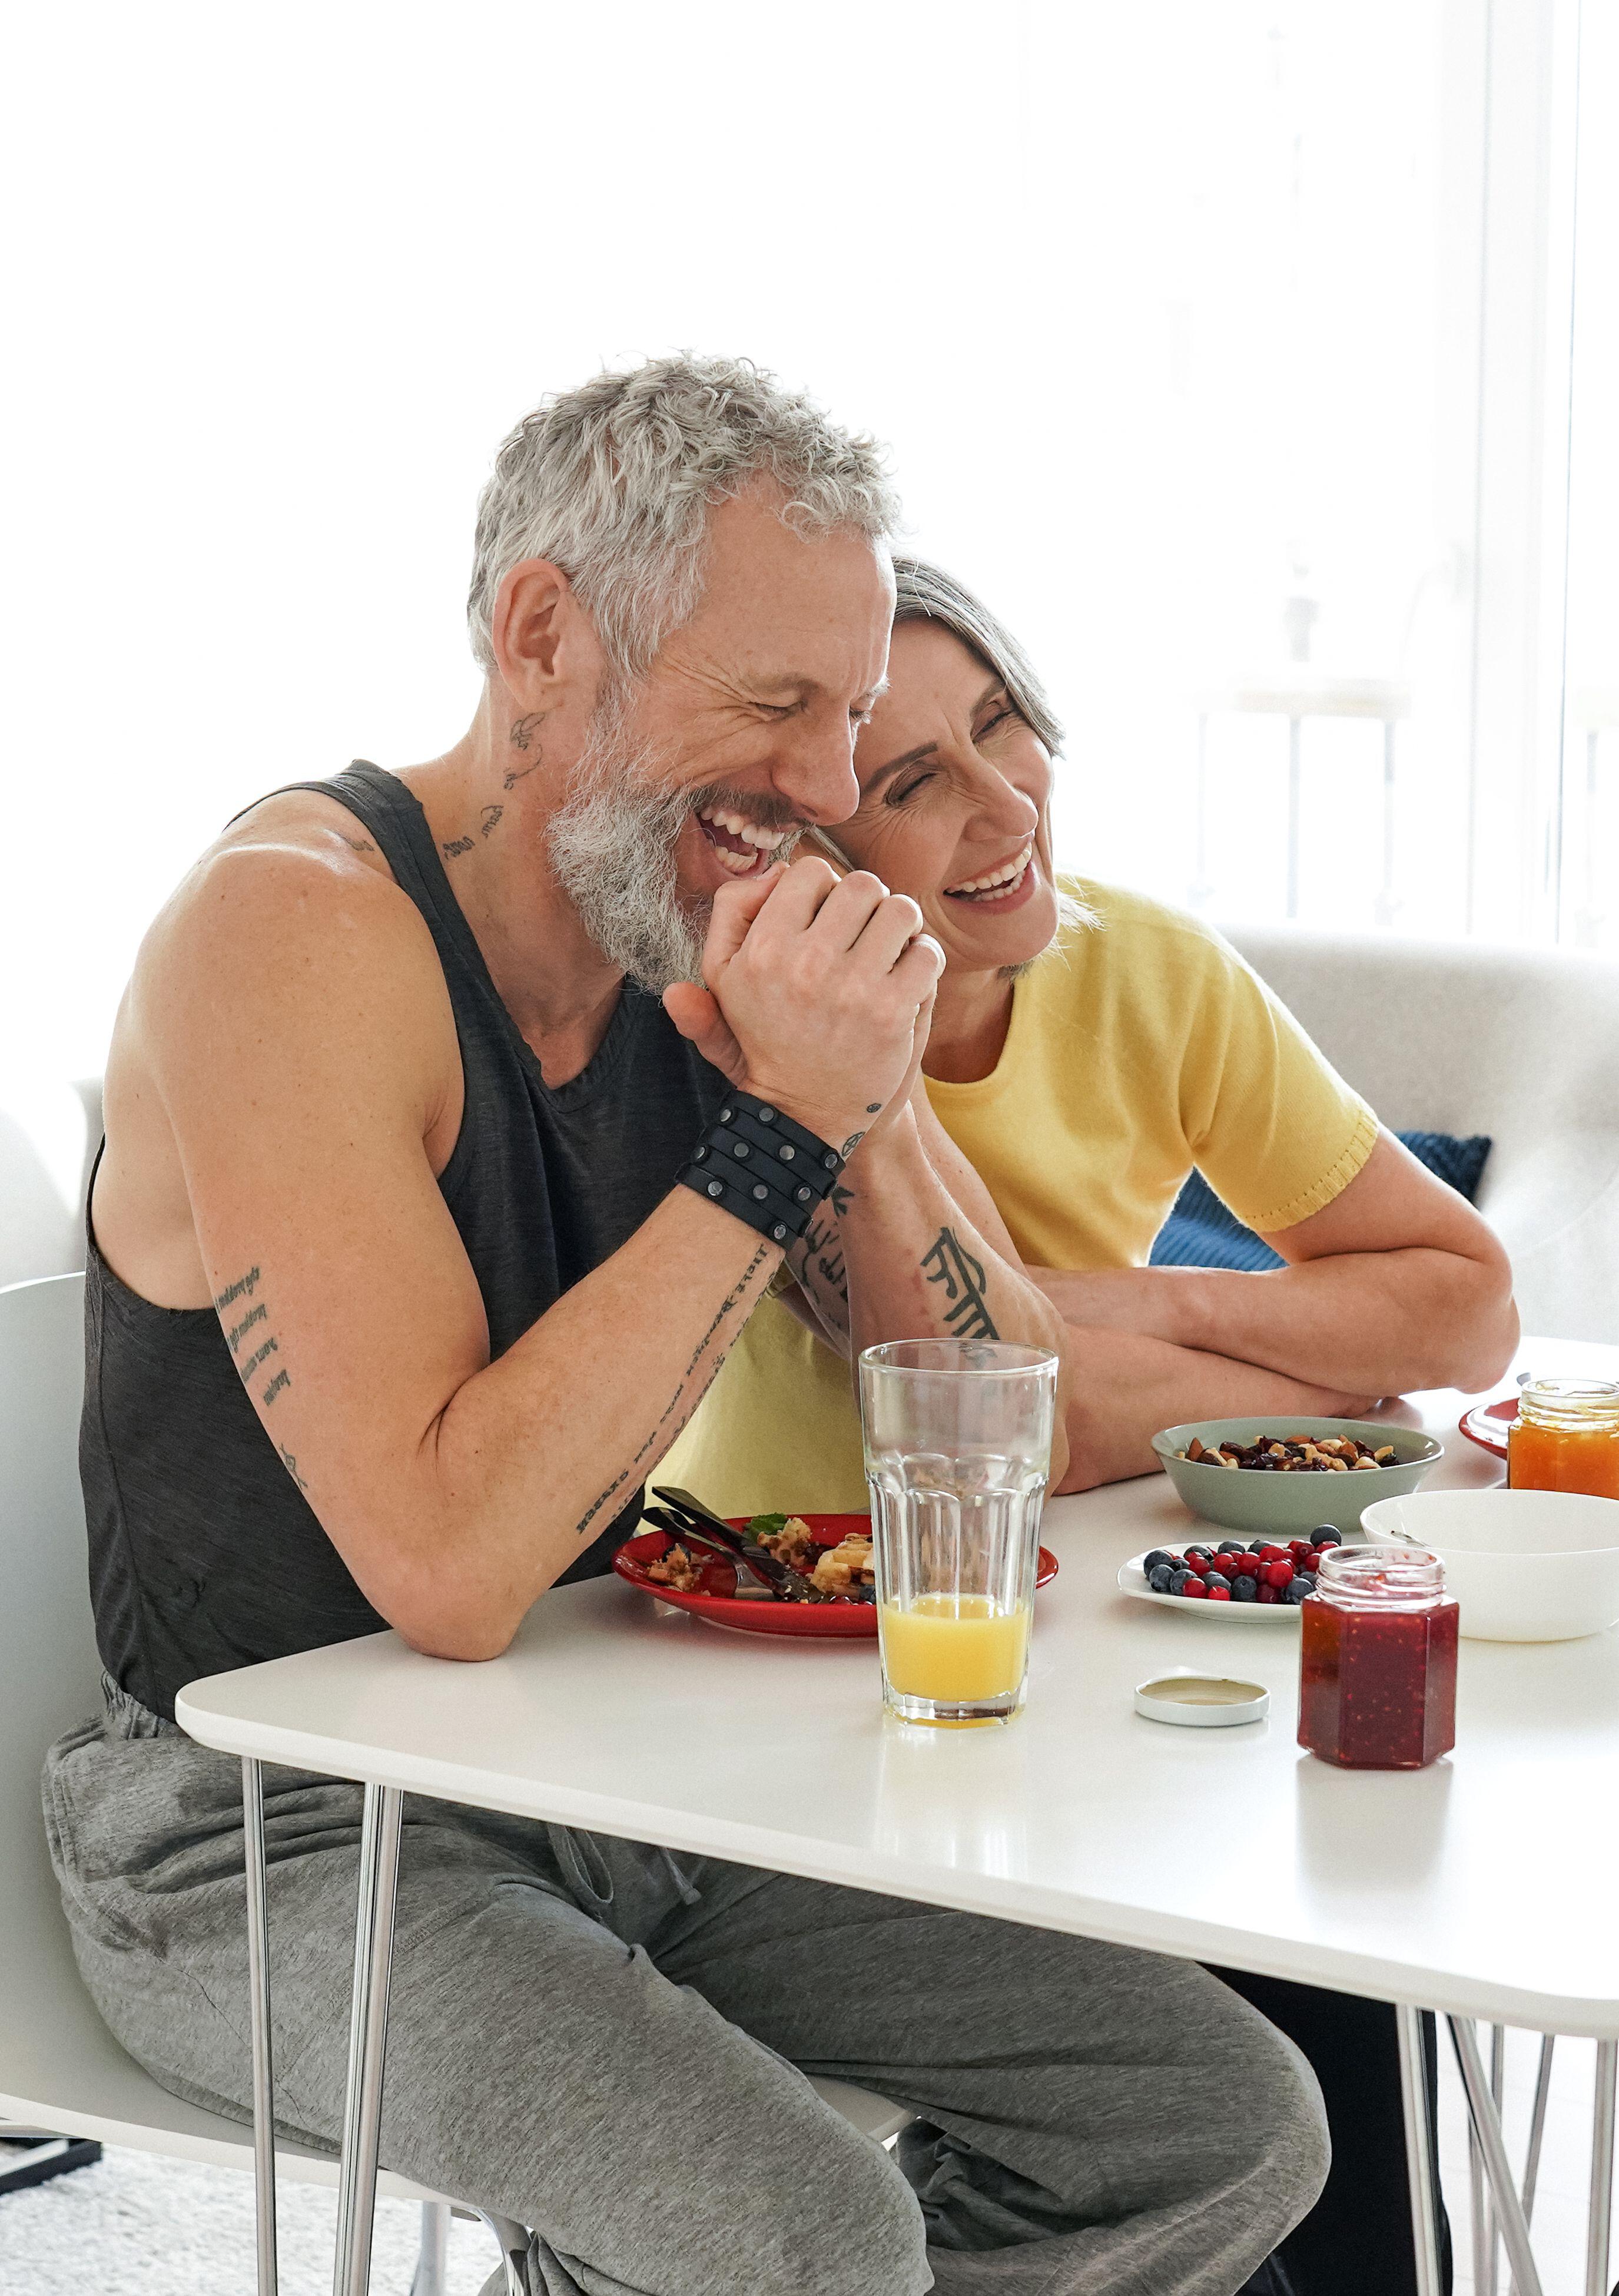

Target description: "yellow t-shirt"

left=658, top=879, right=1378, bottom=1516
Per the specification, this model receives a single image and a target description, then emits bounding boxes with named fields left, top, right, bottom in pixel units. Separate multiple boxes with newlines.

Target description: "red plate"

left=613, top=1513, right=1059, bottom=1639
left=1459, top=1396, right=1518, bottom=1460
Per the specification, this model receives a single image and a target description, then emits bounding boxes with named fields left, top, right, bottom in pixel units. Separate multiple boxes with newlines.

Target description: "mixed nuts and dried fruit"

left=1176, top=1433, right=1398, bottom=1473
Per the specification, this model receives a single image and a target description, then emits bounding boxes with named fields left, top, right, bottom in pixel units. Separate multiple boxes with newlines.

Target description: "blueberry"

left=1217, top=1541, right=1248, bottom=1556
left=1291, top=1571, right=1318, bottom=1596
left=1143, top=1549, right=1174, bottom=1575
left=1231, top=1576, right=1259, bottom=1602
left=1167, top=1569, right=1193, bottom=1596
left=1147, top=1565, right=1175, bottom=1593
left=1284, top=1579, right=1313, bottom=1605
left=1248, top=1539, right=1271, bottom=1553
left=1312, top=1526, right=1343, bottom=1546
left=1185, top=1545, right=1214, bottom=1561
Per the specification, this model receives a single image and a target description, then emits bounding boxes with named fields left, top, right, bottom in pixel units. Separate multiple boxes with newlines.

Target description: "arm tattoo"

left=781, top=1174, right=857, bottom=1343
left=339, top=834, right=377, bottom=854
left=213, top=1265, right=295, bottom=1407
left=573, top=1243, right=772, bottom=1536
left=441, top=835, right=475, bottom=859
left=921, top=1227, right=1000, bottom=1340
left=479, top=803, right=503, bottom=837
left=278, top=1443, right=310, bottom=1494
left=840, top=1128, right=866, bottom=1159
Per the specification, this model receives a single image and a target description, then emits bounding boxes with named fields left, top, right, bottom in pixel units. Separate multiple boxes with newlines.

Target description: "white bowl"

left=1361, top=1489, right=1619, bottom=1643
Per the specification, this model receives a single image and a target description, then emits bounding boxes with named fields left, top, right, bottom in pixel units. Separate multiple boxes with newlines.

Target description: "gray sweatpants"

left=44, top=1684, right=1326, bottom=2296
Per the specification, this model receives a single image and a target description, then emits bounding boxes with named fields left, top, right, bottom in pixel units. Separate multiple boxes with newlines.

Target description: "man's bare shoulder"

left=141, top=790, right=435, bottom=1013
left=124, top=783, right=461, bottom=1142
left=97, top=784, right=462, bottom=1307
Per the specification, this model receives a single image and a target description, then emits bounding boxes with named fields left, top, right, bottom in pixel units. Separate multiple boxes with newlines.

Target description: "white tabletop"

left=177, top=1342, right=1619, bottom=2037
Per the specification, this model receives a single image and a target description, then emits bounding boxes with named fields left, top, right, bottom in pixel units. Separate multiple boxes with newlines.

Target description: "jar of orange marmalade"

left=1507, top=1378, right=1619, bottom=1499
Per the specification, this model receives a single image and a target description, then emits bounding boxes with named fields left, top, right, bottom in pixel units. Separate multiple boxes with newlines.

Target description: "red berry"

left=1205, top=1581, right=1232, bottom=1601
left=1212, top=1553, right=1240, bottom=1577
left=1260, top=1545, right=1289, bottom=1563
left=1304, top=1549, right=1329, bottom=1573
left=1263, top=1559, right=1295, bottom=1589
left=1185, top=1550, right=1212, bottom=1575
left=1288, top=1540, right=1313, bottom=1560
left=1256, top=1582, right=1280, bottom=1604
left=1180, top=1576, right=1208, bottom=1597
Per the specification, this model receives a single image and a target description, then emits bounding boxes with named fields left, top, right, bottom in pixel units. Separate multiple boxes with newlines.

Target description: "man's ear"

left=490, top=558, right=605, bottom=708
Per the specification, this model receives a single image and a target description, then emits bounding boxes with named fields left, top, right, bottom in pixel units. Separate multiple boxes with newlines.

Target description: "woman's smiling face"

left=834, top=618, right=1060, bottom=974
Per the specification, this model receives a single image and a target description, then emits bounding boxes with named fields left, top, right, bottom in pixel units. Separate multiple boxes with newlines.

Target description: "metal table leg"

left=1396, top=2006, right=1445, bottom=2296
left=243, top=1758, right=279, bottom=2296
left=331, top=1784, right=404, bottom=2296
left=1522, top=2035, right=1555, bottom=2237
left=1587, top=2039, right=1616, bottom=2296
left=1486, top=2023, right=1506, bottom=2296
left=1450, top=2018, right=1545, bottom=2296
left=410, top=2200, right=452, bottom=2296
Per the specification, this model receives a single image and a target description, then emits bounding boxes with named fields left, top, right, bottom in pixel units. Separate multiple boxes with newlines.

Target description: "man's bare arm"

left=141, top=849, right=920, bottom=1662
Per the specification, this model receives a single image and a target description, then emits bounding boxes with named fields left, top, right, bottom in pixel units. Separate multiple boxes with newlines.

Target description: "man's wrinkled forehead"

left=668, top=490, right=894, bottom=693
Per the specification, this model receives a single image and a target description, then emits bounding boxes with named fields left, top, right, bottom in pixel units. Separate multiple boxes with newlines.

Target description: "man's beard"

left=547, top=685, right=799, bottom=993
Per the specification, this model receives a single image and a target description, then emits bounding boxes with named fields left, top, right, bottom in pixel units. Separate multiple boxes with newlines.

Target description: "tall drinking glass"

left=859, top=1338, right=1059, bottom=1727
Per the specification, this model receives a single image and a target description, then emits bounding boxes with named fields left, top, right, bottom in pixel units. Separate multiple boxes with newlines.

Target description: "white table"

left=177, top=1343, right=1619, bottom=2296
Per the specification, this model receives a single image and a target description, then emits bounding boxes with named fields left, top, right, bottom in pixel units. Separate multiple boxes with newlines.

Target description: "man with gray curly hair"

left=51, top=354, right=1325, bottom=2296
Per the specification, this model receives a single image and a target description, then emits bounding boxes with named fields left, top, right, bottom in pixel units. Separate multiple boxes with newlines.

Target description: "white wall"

left=1, top=0, right=1582, bottom=1084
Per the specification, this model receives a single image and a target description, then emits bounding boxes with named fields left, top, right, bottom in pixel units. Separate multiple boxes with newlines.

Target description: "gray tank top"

left=82, top=763, right=727, bottom=1720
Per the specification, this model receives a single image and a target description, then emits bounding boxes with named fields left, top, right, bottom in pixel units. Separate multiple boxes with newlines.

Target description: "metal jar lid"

left=1134, top=1670, right=1269, bottom=1727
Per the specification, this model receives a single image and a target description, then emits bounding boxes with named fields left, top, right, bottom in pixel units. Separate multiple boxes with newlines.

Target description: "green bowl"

left=1151, top=1417, right=1444, bottom=1542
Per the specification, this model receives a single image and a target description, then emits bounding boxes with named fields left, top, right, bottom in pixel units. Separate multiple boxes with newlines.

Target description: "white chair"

left=0, top=1272, right=907, bottom=2293
left=0, top=1075, right=101, bottom=1288
left=1227, top=927, right=1619, bottom=1344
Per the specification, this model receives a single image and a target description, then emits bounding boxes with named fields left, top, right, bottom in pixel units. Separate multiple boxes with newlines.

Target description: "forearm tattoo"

left=573, top=1243, right=774, bottom=1538
left=921, top=1226, right=1000, bottom=1341
left=785, top=1181, right=854, bottom=1343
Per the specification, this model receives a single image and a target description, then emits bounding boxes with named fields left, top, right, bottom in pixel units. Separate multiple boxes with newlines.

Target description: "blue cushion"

left=1149, top=1131, right=1492, bottom=1273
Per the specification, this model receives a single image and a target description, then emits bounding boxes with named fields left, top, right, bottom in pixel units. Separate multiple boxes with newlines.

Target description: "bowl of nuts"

left=1150, top=1418, right=1444, bottom=1540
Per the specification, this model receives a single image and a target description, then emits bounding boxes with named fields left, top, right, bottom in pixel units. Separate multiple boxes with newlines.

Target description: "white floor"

left=0, top=2147, right=496, bottom=2295
left=1, top=2028, right=1613, bottom=2294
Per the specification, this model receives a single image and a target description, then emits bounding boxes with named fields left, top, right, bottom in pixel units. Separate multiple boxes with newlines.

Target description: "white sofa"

left=1227, top=928, right=1619, bottom=1344
left=4, top=929, right=1617, bottom=1339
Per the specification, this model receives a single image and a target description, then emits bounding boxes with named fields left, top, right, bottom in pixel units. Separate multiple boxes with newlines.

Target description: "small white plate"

left=1118, top=1551, right=1302, bottom=1624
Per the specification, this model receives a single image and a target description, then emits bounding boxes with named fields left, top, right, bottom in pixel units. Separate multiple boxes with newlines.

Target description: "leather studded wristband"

left=677, top=1091, right=847, bottom=1247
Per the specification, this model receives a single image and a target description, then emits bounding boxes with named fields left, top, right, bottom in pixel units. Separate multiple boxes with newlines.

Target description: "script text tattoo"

left=573, top=1245, right=773, bottom=1538
left=212, top=1265, right=296, bottom=1407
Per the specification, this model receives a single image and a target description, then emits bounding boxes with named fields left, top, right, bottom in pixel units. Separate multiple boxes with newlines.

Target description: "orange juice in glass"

left=859, top=1338, right=1057, bottom=1727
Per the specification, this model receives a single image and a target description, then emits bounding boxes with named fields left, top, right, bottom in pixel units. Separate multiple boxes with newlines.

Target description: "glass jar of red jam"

left=1298, top=1546, right=1458, bottom=1770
